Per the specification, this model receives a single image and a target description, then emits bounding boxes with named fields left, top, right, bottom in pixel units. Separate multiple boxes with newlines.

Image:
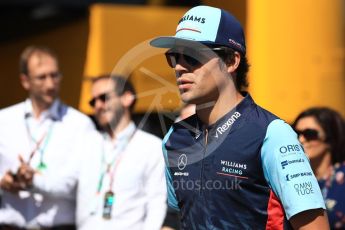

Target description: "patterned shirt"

left=319, top=162, right=345, bottom=229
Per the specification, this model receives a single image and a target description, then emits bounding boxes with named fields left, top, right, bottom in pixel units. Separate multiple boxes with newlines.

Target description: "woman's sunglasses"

left=294, top=129, right=320, bottom=141
left=165, top=47, right=232, bottom=68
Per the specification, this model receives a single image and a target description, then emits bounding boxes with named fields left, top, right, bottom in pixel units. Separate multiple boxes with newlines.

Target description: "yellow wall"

left=80, top=4, right=188, bottom=114
left=247, top=0, right=345, bottom=121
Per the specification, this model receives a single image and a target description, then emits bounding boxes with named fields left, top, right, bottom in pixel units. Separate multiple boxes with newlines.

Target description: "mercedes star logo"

left=178, top=154, right=188, bottom=170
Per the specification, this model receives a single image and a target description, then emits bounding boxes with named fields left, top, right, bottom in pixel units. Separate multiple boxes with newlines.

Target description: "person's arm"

left=0, top=171, right=22, bottom=193
left=0, top=154, right=77, bottom=199
left=289, top=209, right=329, bottom=230
left=143, top=136, right=168, bottom=230
left=261, top=119, right=328, bottom=227
left=31, top=169, right=78, bottom=199
left=0, top=142, right=22, bottom=194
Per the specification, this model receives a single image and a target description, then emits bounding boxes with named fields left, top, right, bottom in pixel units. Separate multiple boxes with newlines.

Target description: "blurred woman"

left=293, top=107, right=345, bottom=229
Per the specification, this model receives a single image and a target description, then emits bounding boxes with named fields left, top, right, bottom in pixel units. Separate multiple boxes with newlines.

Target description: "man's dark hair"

left=219, top=47, right=250, bottom=92
left=19, top=45, right=59, bottom=75
left=292, top=107, right=345, bottom=164
left=92, top=74, right=137, bottom=111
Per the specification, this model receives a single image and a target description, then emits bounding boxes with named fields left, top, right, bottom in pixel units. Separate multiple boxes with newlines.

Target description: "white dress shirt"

left=32, top=121, right=167, bottom=230
left=0, top=99, right=95, bottom=228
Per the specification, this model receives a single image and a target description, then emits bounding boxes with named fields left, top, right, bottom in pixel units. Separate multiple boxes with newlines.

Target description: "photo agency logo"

left=109, top=39, right=240, bottom=167
left=171, top=178, right=242, bottom=191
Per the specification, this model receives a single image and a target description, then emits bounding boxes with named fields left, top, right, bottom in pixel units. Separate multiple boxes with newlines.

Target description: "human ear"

left=227, top=52, right=241, bottom=74
left=121, top=91, right=135, bottom=109
left=20, top=74, right=30, bottom=90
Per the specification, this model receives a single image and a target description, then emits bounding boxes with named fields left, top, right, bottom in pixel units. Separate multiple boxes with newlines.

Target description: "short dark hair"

left=92, top=74, right=137, bottom=111
left=19, top=45, right=59, bottom=75
left=292, top=107, right=345, bottom=164
left=216, top=47, right=250, bottom=91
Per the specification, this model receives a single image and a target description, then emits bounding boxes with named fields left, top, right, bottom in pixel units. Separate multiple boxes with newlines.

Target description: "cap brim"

left=150, top=36, right=203, bottom=48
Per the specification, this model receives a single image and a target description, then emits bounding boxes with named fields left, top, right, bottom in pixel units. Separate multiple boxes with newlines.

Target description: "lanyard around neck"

left=96, top=128, right=137, bottom=194
left=24, top=115, right=55, bottom=166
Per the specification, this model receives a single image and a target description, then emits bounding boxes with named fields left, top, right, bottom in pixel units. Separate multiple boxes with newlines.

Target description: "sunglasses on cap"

left=165, top=46, right=233, bottom=68
left=294, top=129, right=320, bottom=141
left=89, top=91, right=114, bottom=108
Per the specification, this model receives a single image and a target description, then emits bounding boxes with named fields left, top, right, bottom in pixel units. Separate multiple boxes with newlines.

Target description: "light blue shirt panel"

left=162, top=127, right=180, bottom=211
left=261, top=119, right=325, bottom=219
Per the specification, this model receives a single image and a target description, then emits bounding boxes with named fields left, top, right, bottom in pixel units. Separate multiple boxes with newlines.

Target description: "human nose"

left=174, top=54, right=190, bottom=76
left=174, top=63, right=189, bottom=79
left=174, top=61, right=188, bottom=71
left=45, top=75, right=57, bottom=89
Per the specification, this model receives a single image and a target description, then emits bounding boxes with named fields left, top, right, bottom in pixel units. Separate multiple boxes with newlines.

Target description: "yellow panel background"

left=80, top=4, right=188, bottom=114
left=247, top=0, right=345, bottom=122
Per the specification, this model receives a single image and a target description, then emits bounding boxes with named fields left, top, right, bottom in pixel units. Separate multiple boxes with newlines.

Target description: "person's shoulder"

left=174, top=113, right=197, bottom=128
left=63, top=104, right=89, bottom=118
left=81, top=129, right=103, bottom=144
left=135, top=129, right=162, bottom=144
left=335, top=162, right=345, bottom=174
left=132, top=129, right=163, bottom=155
left=0, top=101, right=24, bottom=119
left=265, top=119, right=296, bottom=139
left=169, top=114, right=198, bottom=137
left=0, top=101, right=24, bottom=114
left=133, top=130, right=164, bottom=162
left=248, top=103, right=280, bottom=125
left=61, top=104, right=94, bottom=126
left=266, top=119, right=293, bottom=131
left=74, top=129, right=103, bottom=150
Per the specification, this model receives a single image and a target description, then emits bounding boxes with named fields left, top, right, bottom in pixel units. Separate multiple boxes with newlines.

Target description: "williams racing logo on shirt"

left=214, top=112, right=241, bottom=138
left=217, top=160, right=248, bottom=179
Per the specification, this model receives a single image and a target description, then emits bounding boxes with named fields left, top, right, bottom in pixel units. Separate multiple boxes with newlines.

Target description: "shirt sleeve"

left=142, top=135, right=167, bottom=230
left=32, top=163, right=79, bottom=200
left=261, top=119, right=326, bottom=219
left=162, top=127, right=180, bottom=211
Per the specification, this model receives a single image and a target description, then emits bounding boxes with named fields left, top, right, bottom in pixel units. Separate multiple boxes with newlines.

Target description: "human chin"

left=180, top=93, right=193, bottom=104
left=305, top=144, right=327, bottom=160
left=179, top=88, right=195, bottom=101
left=42, top=95, right=56, bottom=107
left=97, top=115, right=110, bottom=128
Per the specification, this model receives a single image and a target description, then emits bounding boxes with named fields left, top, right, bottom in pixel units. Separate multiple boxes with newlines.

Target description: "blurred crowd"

left=0, top=46, right=170, bottom=230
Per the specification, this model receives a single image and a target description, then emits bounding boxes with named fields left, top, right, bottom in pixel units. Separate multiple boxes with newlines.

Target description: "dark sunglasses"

left=89, top=92, right=114, bottom=108
left=295, top=129, right=320, bottom=141
left=165, top=46, right=232, bottom=68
